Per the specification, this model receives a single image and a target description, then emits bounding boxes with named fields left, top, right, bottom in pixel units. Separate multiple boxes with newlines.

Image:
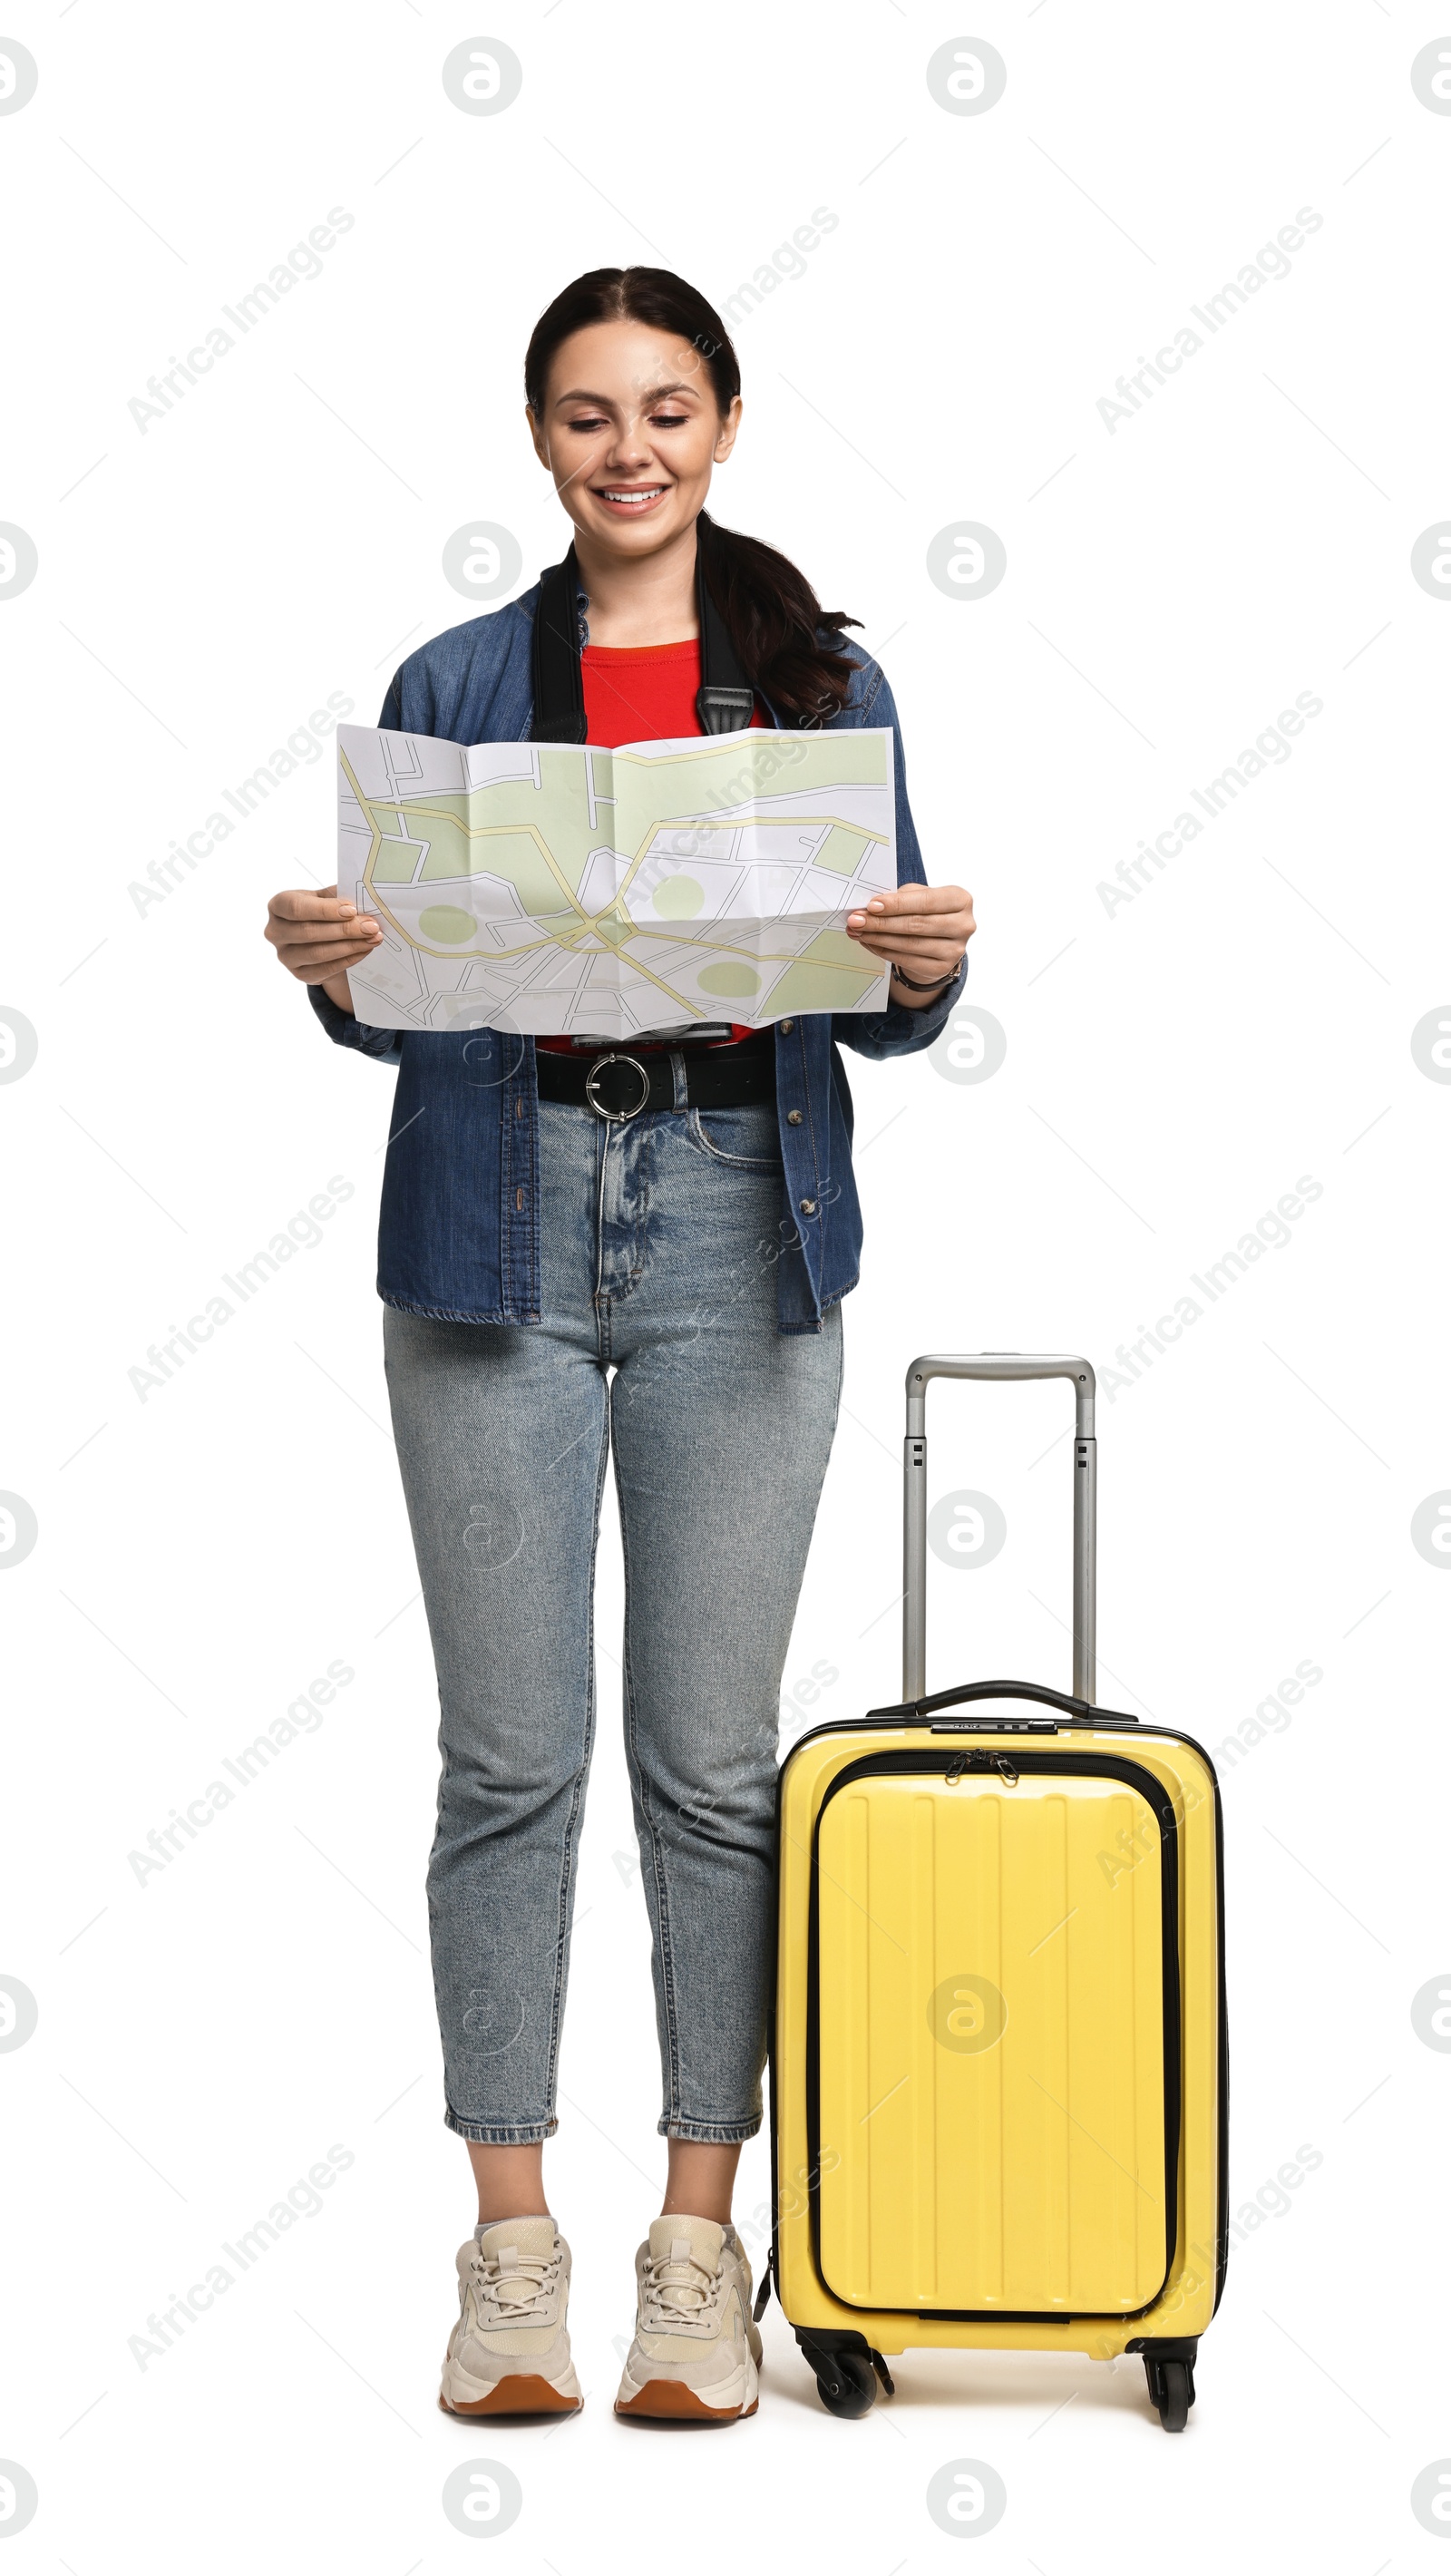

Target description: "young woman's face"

left=529, top=320, right=740, bottom=559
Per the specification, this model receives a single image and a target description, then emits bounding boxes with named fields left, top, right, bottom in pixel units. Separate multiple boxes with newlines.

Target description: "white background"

left=3, top=2, right=1447, bottom=2565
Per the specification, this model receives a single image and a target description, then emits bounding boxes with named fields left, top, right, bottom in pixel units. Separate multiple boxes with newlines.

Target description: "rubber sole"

left=615, top=2379, right=758, bottom=2423
left=440, top=2374, right=582, bottom=2418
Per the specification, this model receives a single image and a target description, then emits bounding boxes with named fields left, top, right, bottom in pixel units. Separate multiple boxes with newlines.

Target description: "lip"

left=591, top=484, right=670, bottom=515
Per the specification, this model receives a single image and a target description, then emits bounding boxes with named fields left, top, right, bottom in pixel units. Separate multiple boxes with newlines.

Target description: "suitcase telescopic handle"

left=902, top=1354, right=1096, bottom=1707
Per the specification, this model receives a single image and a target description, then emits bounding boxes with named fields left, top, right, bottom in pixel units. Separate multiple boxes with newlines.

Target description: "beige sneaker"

left=614, top=2215, right=762, bottom=2422
left=439, top=2217, right=582, bottom=2417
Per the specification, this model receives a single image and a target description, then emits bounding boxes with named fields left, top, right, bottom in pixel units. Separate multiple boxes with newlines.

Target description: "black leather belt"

left=535, top=1030, right=776, bottom=1120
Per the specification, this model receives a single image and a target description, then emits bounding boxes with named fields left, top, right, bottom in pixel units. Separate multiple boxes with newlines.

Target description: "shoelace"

left=470, top=2247, right=560, bottom=2323
left=639, top=2248, right=725, bottom=2329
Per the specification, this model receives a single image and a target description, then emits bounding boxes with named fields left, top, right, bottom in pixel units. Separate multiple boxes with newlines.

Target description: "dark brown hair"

left=524, top=267, right=862, bottom=724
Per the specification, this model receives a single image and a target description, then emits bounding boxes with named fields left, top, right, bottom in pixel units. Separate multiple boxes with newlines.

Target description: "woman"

left=265, top=267, right=974, bottom=2424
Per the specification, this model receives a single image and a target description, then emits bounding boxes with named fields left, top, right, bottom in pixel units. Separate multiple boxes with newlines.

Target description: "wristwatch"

left=891, top=958, right=963, bottom=995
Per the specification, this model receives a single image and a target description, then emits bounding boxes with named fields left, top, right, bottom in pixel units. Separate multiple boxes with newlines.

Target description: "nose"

left=599, top=410, right=656, bottom=474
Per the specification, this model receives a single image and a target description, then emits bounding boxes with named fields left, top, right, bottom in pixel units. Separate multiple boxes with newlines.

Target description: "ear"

left=525, top=405, right=551, bottom=472
left=713, top=395, right=743, bottom=464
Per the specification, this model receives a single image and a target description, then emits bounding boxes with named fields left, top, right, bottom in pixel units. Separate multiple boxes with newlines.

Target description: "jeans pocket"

left=686, top=1105, right=784, bottom=1172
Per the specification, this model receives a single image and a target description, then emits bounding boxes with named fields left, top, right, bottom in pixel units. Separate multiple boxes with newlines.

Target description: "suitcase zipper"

left=803, top=1747, right=1183, bottom=2326
left=943, top=1749, right=1019, bottom=1785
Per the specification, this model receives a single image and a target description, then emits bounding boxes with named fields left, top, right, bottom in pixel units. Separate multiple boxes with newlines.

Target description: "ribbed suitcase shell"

left=816, top=1768, right=1168, bottom=2316
left=775, top=1717, right=1223, bottom=2359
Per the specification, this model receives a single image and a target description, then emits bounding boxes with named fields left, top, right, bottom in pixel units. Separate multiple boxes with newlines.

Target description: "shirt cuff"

left=306, top=979, right=403, bottom=1062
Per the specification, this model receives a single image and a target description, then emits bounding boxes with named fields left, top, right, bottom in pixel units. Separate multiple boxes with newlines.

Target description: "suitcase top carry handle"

left=867, top=1677, right=1135, bottom=1725
left=903, top=1353, right=1096, bottom=1706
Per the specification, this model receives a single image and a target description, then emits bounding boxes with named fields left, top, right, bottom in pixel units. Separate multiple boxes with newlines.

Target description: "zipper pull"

left=943, top=1751, right=1020, bottom=1786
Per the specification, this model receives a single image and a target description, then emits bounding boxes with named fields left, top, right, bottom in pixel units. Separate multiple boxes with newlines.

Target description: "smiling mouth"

left=594, top=485, right=668, bottom=510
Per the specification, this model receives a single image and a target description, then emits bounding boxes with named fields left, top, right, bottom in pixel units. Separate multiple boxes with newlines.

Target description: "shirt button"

left=780, top=1019, right=794, bottom=1034
left=800, top=1197, right=816, bottom=1215
left=787, top=1109, right=803, bottom=1126
left=515, top=1186, right=524, bottom=1210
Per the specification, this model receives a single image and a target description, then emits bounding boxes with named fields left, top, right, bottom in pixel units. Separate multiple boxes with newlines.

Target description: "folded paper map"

left=336, top=723, right=896, bottom=1037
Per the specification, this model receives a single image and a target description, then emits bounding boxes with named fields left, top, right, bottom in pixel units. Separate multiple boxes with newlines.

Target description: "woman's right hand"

left=264, top=886, right=382, bottom=1015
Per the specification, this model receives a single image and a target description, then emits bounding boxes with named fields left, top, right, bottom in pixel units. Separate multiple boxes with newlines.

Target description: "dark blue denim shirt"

left=309, top=582, right=964, bottom=1332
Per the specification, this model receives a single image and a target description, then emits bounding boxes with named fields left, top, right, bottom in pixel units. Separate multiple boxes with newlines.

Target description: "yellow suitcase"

left=765, top=1355, right=1227, bottom=2431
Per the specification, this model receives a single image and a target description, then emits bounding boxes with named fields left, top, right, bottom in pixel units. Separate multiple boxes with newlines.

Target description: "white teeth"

left=600, top=488, right=663, bottom=503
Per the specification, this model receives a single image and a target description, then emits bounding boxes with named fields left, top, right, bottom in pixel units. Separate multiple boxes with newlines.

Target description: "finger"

left=268, top=887, right=364, bottom=924
left=846, top=911, right=970, bottom=936
left=852, top=931, right=964, bottom=961
left=270, top=912, right=381, bottom=942
left=267, top=912, right=380, bottom=952
left=853, top=945, right=961, bottom=969
left=845, top=911, right=968, bottom=937
left=279, top=925, right=381, bottom=957
left=846, top=922, right=970, bottom=952
left=280, top=936, right=385, bottom=972
left=282, top=942, right=381, bottom=968
left=846, top=883, right=966, bottom=924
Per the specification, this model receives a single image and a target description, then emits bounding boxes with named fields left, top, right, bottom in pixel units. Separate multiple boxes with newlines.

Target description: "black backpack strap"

left=531, top=524, right=755, bottom=742
left=530, top=547, right=587, bottom=744
left=695, top=521, right=755, bottom=734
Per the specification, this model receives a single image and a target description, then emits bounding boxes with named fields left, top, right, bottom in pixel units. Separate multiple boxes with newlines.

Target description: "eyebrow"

left=552, top=380, right=700, bottom=407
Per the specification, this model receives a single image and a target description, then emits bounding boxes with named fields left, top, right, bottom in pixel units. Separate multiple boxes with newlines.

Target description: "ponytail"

left=523, top=267, right=862, bottom=725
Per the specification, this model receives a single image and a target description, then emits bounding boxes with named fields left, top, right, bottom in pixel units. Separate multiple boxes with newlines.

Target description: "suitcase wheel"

left=1144, top=2356, right=1194, bottom=2432
left=796, top=2334, right=878, bottom=2418
left=814, top=2348, right=877, bottom=2418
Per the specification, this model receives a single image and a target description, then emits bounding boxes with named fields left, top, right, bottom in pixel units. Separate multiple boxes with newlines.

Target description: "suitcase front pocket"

left=809, top=1753, right=1179, bottom=2320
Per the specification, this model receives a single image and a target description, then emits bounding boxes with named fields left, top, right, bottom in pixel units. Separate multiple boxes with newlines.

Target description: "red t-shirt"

left=536, top=638, right=764, bottom=1053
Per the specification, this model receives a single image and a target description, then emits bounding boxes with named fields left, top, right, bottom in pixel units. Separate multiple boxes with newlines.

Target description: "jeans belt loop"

left=583, top=1052, right=651, bottom=1122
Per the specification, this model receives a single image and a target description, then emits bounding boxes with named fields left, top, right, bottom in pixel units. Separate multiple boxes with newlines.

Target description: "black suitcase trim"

left=803, top=1749, right=1183, bottom=2325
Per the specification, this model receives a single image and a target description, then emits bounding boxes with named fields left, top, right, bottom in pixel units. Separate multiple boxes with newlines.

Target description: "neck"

left=571, top=518, right=700, bottom=649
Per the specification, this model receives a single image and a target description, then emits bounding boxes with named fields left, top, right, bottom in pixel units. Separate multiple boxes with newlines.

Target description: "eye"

left=650, top=410, right=688, bottom=427
left=564, top=414, right=609, bottom=433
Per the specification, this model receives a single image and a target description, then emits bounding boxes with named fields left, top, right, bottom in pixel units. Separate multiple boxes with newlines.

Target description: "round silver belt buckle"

left=583, top=1052, right=652, bottom=1121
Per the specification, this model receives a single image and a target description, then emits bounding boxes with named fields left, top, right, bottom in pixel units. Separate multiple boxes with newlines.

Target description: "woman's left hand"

left=845, top=882, right=976, bottom=1008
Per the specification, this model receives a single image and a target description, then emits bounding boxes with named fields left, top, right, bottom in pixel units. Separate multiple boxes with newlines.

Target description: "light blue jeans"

left=383, top=1091, right=842, bottom=2144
